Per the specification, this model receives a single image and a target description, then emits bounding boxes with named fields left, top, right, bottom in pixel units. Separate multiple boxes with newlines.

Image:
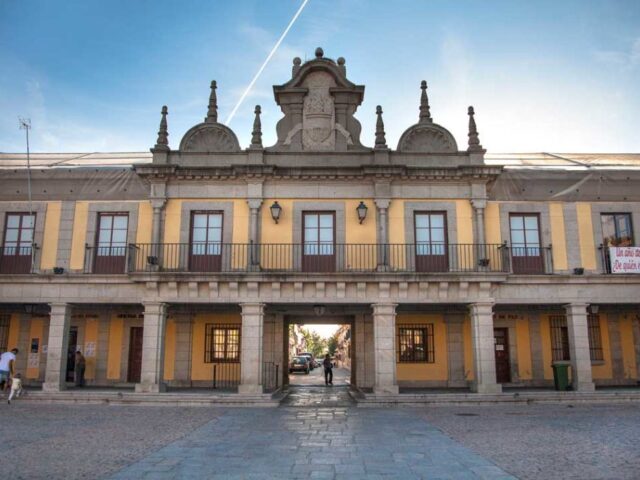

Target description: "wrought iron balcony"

left=125, top=243, right=515, bottom=275
left=0, top=244, right=38, bottom=274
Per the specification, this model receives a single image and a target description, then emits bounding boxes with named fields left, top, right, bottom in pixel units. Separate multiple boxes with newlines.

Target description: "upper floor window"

left=414, top=212, right=448, bottom=272
left=1, top=213, right=35, bottom=274
left=509, top=213, right=544, bottom=274
left=302, top=212, right=335, bottom=272
left=94, top=213, right=128, bottom=274
left=189, top=211, right=223, bottom=272
left=601, top=213, right=633, bottom=247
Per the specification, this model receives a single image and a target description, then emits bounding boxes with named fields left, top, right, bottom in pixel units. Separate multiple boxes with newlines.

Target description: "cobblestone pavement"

left=0, top=403, right=220, bottom=480
left=111, top=406, right=515, bottom=479
left=420, top=403, right=640, bottom=480
left=4, top=399, right=639, bottom=479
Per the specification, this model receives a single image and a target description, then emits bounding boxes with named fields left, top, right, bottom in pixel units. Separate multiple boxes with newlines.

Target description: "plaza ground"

left=1, top=394, right=639, bottom=479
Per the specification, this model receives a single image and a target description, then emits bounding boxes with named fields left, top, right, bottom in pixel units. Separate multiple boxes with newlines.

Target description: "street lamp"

left=270, top=201, right=282, bottom=224
left=313, top=304, right=326, bottom=316
left=356, top=201, right=368, bottom=224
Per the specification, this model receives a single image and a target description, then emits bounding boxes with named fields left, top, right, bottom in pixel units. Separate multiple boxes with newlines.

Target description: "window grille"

left=205, top=324, right=241, bottom=363
left=0, top=314, right=10, bottom=352
left=549, top=315, right=570, bottom=361
left=587, top=314, right=604, bottom=361
left=397, top=325, right=434, bottom=363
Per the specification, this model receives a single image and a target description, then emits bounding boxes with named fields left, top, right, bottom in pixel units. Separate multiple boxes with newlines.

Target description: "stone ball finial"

left=315, top=47, right=324, bottom=58
left=211, top=80, right=217, bottom=88
left=293, top=57, right=301, bottom=66
left=376, top=105, right=383, bottom=115
left=161, top=105, right=168, bottom=114
left=255, top=105, right=261, bottom=114
left=468, top=106, right=475, bottom=115
left=337, top=57, right=345, bottom=66
left=421, top=80, right=427, bottom=89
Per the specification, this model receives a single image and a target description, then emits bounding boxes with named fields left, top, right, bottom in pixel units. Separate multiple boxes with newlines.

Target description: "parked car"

left=289, top=356, right=310, bottom=374
left=299, top=352, right=317, bottom=369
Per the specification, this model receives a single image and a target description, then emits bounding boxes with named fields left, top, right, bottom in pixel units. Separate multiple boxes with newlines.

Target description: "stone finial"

left=292, top=57, right=302, bottom=77
left=315, top=47, right=324, bottom=59
left=250, top=105, right=263, bottom=148
left=467, top=106, right=484, bottom=152
left=419, top=80, right=432, bottom=123
left=154, top=105, right=169, bottom=151
left=206, top=80, right=218, bottom=123
left=375, top=105, right=387, bottom=149
left=337, top=57, right=346, bottom=76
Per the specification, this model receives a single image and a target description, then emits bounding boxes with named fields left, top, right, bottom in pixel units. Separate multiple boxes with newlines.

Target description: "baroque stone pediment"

left=397, top=123, right=458, bottom=153
left=179, top=123, right=241, bottom=153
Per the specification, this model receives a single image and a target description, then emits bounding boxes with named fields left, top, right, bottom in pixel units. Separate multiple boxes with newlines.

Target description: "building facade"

left=1, top=48, right=639, bottom=397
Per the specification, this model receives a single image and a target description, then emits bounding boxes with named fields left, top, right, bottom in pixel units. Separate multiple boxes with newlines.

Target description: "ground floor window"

left=205, top=324, right=240, bottom=362
left=550, top=314, right=604, bottom=362
left=397, top=325, right=434, bottom=363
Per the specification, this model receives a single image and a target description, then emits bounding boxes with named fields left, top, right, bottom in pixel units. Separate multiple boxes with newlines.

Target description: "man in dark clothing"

left=323, top=354, right=333, bottom=386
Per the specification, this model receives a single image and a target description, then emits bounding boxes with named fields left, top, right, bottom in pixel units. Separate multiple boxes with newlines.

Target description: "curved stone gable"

left=179, top=123, right=241, bottom=153
left=397, top=123, right=458, bottom=153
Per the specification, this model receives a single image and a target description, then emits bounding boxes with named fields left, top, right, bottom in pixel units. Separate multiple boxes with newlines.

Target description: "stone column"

left=445, top=313, right=466, bottom=388
left=565, top=303, right=595, bottom=392
left=239, top=303, right=265, bottom=394
left=43, top=303, right=71, bottom=392
left=372, top=303, right=399, bottom=395
left=135, top=302, right=167, bottom=393
left=375, top=199, right=390, bottom=271
left=247, top=199, right=262, bottom=270
left=469, top=302, right=501, bottom=393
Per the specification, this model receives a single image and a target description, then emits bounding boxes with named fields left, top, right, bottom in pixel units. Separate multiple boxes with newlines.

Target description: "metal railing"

left=263, top=362, right=281, bottom=393
left=507, top=245, right=553, bottom=275
left=127, top=242, right=513, bottom=274
left=84, top=245, right=129, bottom=274
left=209, top=362, right=241, bottom=391
left=0, top=244, right=38, bottom=274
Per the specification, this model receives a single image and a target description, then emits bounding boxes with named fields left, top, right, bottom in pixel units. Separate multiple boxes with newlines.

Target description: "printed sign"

left=28, top=352, right=39, bottom=368
left=609, top=247, right=640, bottom=274
left=84, top=342, right=96, bottom=357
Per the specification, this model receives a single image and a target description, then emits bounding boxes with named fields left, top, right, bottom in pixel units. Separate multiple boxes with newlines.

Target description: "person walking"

left=0, top=348, right=18, bottom=394
left=323, top=353, right=333, bottom=386
left=75, top=351, right=86, bottom=387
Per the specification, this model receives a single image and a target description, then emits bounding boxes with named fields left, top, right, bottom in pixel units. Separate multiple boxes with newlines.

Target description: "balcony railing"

left=0, top=244, right=38, bottom=274
left=509, top=245, right=554, bottom=275
left=126, top=243, right=513, bottom=274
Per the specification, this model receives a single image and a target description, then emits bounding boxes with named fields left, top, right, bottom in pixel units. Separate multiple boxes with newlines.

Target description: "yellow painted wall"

left=164, top=319, right=176, bottom=381
left=592, top=314, right=613, bottom=380
left=70, top=201, right=89, bottom=270
left=40, top=201, right=61, bottom=269
left=463, top=317, right=474, bottom=381
left=7, top=314, right=20, bottom=351
left=485, top=202, right=501, bottom=245
left=136, top=201, right=153, bottom=244
left=388, top=200, right=406, bottom=269
left=163, top=199, right=182, bottom=244
left=540, top=314, right=554, bottom=380
left=191, top=313, right=241, bottom=381
left=576, top=203, right=597, bottom=270
left=548, top=203, right=568, bottom=271
left=345, top=199, right=377, bottom=269
left=26, top=318, right=44, bottom=379
left=260, top=199, right=293, bottom=269
left=516, top=317, right=533, bottom=380
left=84, top=318, right=99, bottom=379
left=455, top=200, right=474, bottom=244
left=619, top=314, right=638, bottom=380
left=106, top=315, right=124, bottom=380
left=395, top=314, right=448, bottom=382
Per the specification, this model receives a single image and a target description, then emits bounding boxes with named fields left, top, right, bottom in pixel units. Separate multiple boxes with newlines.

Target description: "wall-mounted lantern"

left=589, top=305, right=599, bottom=315
left=356, top=201, right=368, bottom=224
left=270, top=201, right=282, bottom=224
left=313, top=304, right=326, bottom=317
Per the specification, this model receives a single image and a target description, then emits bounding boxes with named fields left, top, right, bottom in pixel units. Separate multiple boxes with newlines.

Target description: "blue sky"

left=1, top=0, right=639, bottom=153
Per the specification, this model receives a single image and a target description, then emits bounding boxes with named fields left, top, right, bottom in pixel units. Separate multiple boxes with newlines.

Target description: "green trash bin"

left=552, top=362, right=570, bottom=391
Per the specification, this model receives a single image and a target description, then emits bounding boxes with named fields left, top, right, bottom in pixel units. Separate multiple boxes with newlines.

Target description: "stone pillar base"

left=373, top=385, right=399, bottom=395
left=42, top=382, right=66, bottom=393
left=472, top=382, right=502, bottom=394
left=135, top=382, right=166, bottom=393
left=573, top=381, right=596, bottom=392
left=238, top=384, right=263, bottom=395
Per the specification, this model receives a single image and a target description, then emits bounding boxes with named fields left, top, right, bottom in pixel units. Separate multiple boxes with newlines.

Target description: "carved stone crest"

left=302, top=72, right=335, bottom=150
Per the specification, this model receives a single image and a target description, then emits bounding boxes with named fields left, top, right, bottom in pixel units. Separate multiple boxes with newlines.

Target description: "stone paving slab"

left=110, top=407, right=516, bottom=479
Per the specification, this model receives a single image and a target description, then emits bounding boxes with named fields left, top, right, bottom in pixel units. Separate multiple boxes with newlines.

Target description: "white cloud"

left=593, top=37, right=640, bottom=69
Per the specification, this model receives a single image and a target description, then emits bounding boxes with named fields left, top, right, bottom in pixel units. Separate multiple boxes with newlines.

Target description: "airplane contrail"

left=225, top=0, right=310, bottom=125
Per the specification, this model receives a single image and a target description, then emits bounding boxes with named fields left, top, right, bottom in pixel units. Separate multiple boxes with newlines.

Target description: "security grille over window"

left=397, top=325, right=434, bottom=363
left=549, top=315, right=570, bottom=362
left=587, top=314, right=604, bottom=361
left=204, top=324, right=240, bottom=363
left=0, top=314, right=10, bottom=352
